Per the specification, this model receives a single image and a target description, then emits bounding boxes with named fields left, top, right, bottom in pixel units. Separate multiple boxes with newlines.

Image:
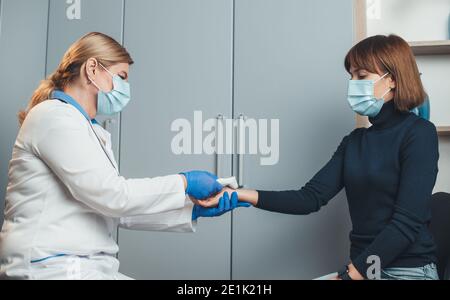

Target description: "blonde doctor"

left=0, top=32, right=248, bottom=280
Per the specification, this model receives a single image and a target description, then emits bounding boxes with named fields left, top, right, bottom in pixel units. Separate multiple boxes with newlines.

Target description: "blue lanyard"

left=51, top=90, right=99, bottom=125
left=50, top=90, right=118, bottom=172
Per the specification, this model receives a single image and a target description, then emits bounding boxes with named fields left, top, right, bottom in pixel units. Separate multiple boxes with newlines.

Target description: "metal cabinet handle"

left=215, top=114, right=224, bottom=177
left=238, top=114, right=247, bottom=188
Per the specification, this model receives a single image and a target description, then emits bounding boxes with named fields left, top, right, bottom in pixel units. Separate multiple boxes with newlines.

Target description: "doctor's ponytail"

left=18, top=74, right=57, bottom=125
left=19, top=32, right=133, bottom=126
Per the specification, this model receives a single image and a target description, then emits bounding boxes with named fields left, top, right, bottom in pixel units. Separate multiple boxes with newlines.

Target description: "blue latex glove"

left=192, top=192, right=252, bottom=221
left=181, top=171, right=223, bottom=200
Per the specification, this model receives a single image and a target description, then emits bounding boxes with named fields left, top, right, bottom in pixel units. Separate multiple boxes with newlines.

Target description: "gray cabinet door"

left=0, top=0, right=49, bottom=227
left=117, top=0, right=234, bottom=280
left=232, top=0, right=355, bottom=279
left=46, top=0, right=124, bottom=159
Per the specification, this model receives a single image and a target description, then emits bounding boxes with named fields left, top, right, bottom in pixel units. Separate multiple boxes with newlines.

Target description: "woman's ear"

left=388, top=75, right=396, bottom=89
left=85, top=58, right=98, bottom=81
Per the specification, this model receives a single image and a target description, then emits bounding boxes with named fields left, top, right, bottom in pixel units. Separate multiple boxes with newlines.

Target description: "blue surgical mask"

left=90, top=63, right=131, bottom=116
left=347, top=73, right=391, bottom=118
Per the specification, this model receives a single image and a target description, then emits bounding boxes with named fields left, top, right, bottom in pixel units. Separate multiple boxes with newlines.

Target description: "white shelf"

left=409, top=41, right=450, bottom=56
left=437, top=126, right=450, bottom=137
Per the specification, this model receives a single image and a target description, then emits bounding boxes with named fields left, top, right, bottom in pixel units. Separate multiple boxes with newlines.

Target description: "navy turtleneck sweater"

left=257, top=100, right=439, bottom=278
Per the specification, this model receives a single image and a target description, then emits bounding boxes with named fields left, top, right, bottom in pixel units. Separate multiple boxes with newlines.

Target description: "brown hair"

left=19, top=32, right=134, bottom=125
left=345, top=35, right=426, bottom=112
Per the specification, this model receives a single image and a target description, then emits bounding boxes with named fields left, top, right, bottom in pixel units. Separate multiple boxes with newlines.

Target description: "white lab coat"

left=0, top=100, right=196, bottom=280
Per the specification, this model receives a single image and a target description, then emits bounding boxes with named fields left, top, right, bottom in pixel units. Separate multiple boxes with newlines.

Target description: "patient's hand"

left=197, top=188, right=236, bottom=208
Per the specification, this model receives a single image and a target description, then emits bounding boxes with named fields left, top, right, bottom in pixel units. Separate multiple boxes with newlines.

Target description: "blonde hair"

left=19, top=32, right=134, bottom=125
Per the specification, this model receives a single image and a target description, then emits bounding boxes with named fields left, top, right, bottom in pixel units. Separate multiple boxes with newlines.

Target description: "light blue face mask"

left=90, top=63, right=131, bottom=116
left=347, top=72, right=391, bottom=118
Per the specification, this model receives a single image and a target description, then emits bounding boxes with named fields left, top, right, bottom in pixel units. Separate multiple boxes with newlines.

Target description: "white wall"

left=417, top=55, right=450, bottom=193
left=367, top=0, right=450, bottom=41
left=416, top=56, right=450, bottom=127
left=366, top=0, right=450, bottom=193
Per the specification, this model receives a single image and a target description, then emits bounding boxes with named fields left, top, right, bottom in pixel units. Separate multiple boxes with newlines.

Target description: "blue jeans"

left=381, top=263, right=439, bottom=280
left=315, top=263, right=439, bottom=280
